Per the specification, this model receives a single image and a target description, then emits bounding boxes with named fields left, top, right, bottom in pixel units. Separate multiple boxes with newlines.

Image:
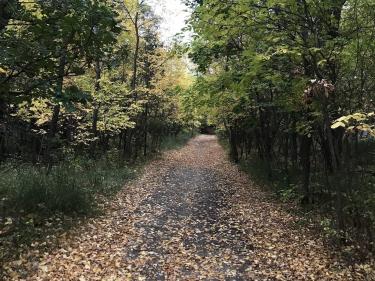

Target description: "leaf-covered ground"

left=2, top=135, right=374, bottom=280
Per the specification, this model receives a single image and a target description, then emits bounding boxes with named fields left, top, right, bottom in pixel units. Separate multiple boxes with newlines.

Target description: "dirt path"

left=2, top=135, right=372, bottom=280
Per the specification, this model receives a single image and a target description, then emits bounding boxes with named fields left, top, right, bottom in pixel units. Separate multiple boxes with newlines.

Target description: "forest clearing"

left=1, top=0, right=375, bottom=280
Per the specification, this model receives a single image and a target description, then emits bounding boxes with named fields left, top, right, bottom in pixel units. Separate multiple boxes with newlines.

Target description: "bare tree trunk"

left=322, top=96, right=344, bottom=230
left=91, top=58, right=101, bottom=154
left=143, top=103, right=148, bottom=157
left=229, top=127, right=239, bottom=163
left=300, top=135, right=312, bottom=204
left=284, top=133, right=289, bottom=179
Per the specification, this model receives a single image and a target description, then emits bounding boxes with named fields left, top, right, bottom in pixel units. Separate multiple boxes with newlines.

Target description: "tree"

left=186, top=0, right=375, bottom=244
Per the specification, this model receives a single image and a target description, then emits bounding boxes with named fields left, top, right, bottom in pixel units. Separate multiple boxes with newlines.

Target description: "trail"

left=2, top=135, right=367, bottom=280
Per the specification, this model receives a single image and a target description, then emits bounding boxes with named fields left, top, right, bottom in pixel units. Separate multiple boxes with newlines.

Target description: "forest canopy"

left=0, top=0, right=194, bottom=162
left=0, top=0, right=197, bottom=220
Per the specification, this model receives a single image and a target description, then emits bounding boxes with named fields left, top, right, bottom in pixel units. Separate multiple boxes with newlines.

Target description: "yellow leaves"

left=15, top=98, right=53, bottom=127
left=152, top=52, right=193, bottom=92
left=20, top=0, right=43, bottom=19
left=331, top=121, right=346, bottom=129
left=331, top=112, right=375, bottom=136
left=0, top=67, right=8, bottom=75
left=4, top=217, right=13, bottom=225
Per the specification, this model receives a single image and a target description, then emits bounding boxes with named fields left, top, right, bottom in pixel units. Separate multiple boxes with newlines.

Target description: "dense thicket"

left=0, top=0, right=192, bottom=164
left=186, top=0, right=375, bottom=249
left=0, top=0, right=194, bottom=215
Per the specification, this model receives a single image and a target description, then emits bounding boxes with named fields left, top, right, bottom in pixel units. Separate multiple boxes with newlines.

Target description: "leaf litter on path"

left=1, top=135, right=374, bottom=280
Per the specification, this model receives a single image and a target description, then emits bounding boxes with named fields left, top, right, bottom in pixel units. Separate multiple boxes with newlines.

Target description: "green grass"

left=0, top=152, right=135, bottom=216
left=0, top=153, right=137, bottom=266
left=0, top=131, right=195, bottom=217
left=0, top=133, right=196, bottom=267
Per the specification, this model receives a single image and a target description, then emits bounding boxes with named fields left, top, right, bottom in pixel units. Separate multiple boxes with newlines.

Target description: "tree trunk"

left=91, top=58, right=101, bottom=154
left=284, top=133, right=289, bottom=180
left=49, top=48, right=66, bottom=139
left=143, top=103, right=148, bottom=157
left=131, top=12, right=140, bottom=96
left=0, top=0, right=13, bottom=31
left=322, top=96, right=344, bottom=230
left=300, top=135, right=312, bottom=204
left=229, top=127, right=239, bottom=163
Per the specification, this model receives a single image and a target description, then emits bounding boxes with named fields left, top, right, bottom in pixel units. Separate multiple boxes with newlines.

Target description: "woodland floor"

left=2, top=135, right=374, bottom=280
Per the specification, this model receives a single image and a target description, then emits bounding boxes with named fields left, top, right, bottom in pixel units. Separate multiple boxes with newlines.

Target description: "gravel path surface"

left=2, top=135, right=372, bottom=280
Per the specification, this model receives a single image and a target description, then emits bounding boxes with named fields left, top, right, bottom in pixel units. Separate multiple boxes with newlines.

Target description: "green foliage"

left=279, top=184, right=300, bottom=203
left=0, top=0, right=194, bottom=221
left=186, top=0, right=375, bottom=249
left=320, top=218, right=339, bottom=239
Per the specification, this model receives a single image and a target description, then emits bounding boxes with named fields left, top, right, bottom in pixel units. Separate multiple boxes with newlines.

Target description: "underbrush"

left=241, top=156, right=375, bottom=260
left=219, top=136, right=375, bottom=259
left=0, top=132, right=194, bottom=266
left=0, top=132, right=195, bottom=217
left=239, top=158, right=302, bottom=202
left=0, top=151, right=135, bottom=265
left=0, top=151, right=135, bottom=216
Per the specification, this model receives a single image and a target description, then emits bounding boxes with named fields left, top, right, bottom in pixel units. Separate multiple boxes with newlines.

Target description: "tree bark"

left=91, top=58, right=101, bottom=154
left=49, top=48, right=66, bottom=139
left=131, top=12, right=140, bottom=95
left=229, top=127, right=239, bottom=163
left=300, top=135, right=312, bottom=204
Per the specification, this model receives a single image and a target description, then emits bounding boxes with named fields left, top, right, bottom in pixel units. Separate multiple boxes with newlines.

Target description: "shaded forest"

left=1, top=0, right=375, bottom=275
left=0, top=0, right=196, bottom=216
left=185, top=0, right=375, bottom=253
